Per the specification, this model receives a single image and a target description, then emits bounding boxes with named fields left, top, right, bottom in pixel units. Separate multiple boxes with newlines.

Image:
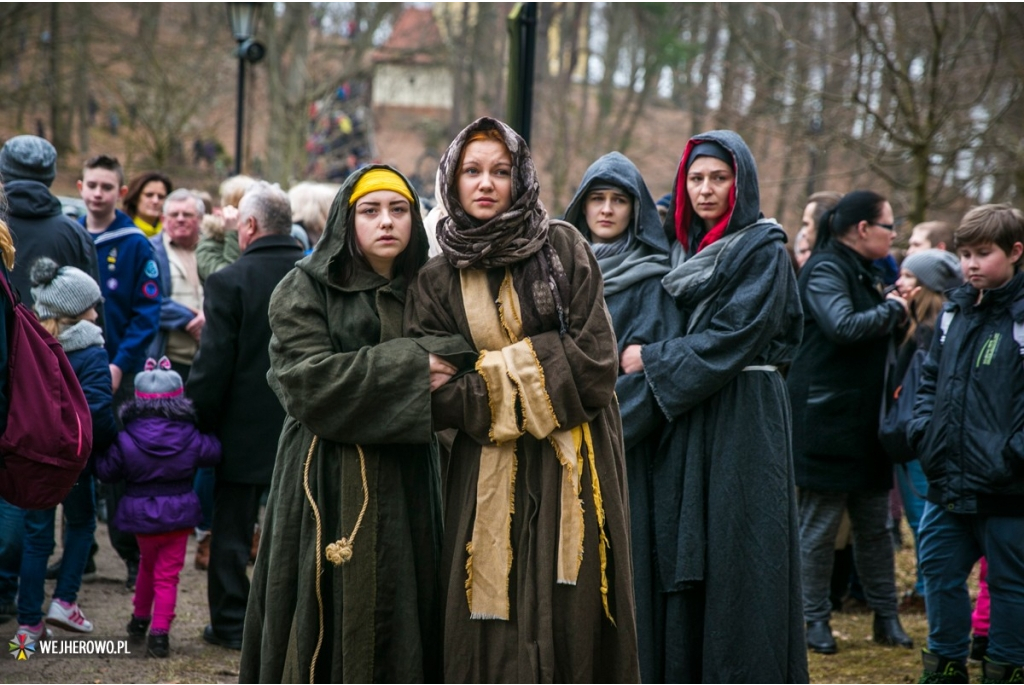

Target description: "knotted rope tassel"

left=301, top=436, right=370, bottom=684
left=326, top=444, right=369, bottom=565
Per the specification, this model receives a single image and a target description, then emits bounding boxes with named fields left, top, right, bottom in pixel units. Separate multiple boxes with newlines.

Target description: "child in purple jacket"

left=96, top=357, right=220, bottom=658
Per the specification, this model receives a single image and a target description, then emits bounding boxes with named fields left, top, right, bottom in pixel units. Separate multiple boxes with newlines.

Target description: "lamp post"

left=506, top=3, right=537, bottom=145
left=228, top=3, right=262, bottom=176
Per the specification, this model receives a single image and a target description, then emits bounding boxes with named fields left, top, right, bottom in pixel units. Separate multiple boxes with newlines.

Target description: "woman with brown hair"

left=787, top=189, right=913, bottom=656
left=889, top=248, right=963, bottom=611
left=405, top=117, right=639, bottom=683
left=123, top=171, right=173, bottom=238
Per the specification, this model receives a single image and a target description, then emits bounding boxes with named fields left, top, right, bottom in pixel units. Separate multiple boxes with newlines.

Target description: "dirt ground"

left=2, top=521, right=242, bottom=684
left=1, top=517, right=973, bottom=684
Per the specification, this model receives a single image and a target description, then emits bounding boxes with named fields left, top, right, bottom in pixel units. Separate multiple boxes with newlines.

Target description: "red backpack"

left=0, top=271, right=93, bottom=510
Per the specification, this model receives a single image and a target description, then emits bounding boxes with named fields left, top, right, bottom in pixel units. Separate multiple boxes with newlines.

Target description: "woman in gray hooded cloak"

left=620, top=131, right=809, bottom=682
left=562, top=152, right=681, bottom=684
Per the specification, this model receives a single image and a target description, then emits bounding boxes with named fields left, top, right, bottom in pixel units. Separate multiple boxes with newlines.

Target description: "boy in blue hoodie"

left=78, top=154, right=161, bottom=589
left=908, top=204, right=1024, bottom=684
left=78, top=154, right=161, bottom=393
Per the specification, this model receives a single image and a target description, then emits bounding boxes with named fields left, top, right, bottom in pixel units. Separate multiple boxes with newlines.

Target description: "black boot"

left=806, top=620, right=838, bottom=654
left=45, top=558, right=62, bottom=580
left=874, top=614, right=914, bottom=649
left=147, top=633, right=170, bottom=658
left=971, top=635, right=990, bottom=663
left=126, top=616, right=150, bottom=642
left=125, top=559, right=139, bottom=591
left=981, top=657, right=1024, bottom=684
left=0, top=600, right=15, bottom=625
left=920, top=650, right=969, bottom=684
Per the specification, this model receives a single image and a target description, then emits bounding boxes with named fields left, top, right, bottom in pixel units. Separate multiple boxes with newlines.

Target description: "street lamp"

left=227, top=2, right=264, bottom=175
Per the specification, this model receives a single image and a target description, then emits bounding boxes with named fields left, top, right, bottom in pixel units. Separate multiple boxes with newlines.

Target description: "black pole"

left=506, top=2, right=537, bottom=145
left=234, top=46, right=245, bottom=176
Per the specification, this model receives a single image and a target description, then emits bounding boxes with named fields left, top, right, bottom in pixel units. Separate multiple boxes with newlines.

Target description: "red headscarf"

left=672, top=138, right=738, bottom=254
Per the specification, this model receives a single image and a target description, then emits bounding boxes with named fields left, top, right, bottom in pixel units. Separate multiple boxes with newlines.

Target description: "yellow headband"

left=348, top=169, right=414, bottom=206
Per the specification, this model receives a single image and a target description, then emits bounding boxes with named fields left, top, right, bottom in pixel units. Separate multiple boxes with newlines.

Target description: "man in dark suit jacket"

left=185, top=181, right=303, bottom=649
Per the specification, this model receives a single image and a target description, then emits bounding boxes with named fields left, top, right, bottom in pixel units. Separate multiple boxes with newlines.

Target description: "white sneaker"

left=46, top=599, right=93, bottom=633
left=14, top=622, right=53, bottom=642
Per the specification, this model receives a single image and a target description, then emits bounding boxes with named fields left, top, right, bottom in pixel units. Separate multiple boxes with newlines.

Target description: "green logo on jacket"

left=976, top=332, right=1002, bottom=368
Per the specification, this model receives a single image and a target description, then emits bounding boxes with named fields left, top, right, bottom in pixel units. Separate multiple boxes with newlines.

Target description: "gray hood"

left=664, top=130, right=767, bottom=257
left=564, top=151, right=670, bottom=254
left=563, top=152, right=671, bottom=295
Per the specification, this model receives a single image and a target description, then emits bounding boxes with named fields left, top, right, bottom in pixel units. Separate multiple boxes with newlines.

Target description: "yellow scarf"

left=459, top=268, right=613, bottom=623
left=134, top=216, right=162, bottom=238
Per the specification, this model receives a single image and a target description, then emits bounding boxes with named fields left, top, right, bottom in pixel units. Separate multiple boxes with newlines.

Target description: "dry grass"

left=809, top=519, right=983, bottom=684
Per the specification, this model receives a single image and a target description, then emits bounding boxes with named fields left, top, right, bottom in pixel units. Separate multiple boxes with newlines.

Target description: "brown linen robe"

left=405, top=221, right=640, bottom=683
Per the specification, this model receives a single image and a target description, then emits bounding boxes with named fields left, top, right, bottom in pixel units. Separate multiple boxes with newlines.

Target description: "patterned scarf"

left=437, top=117, right=570, bottom=336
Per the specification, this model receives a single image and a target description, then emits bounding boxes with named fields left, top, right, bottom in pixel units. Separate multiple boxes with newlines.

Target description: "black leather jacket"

left=788, top=243, right=906, bottom=492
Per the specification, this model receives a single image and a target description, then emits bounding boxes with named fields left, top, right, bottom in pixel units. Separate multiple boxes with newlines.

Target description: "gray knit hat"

left=135, top=357, right=184, bottom=399
left=902, top=248, right=963, bottom=293
left=0, top=135, right=58, bottom=187
left=30, top=257, right=103, bottom=320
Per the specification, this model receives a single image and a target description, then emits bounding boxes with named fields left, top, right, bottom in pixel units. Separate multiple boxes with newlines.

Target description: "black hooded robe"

left=639, top=130, right=809, bottom=683
left=562, top=151, right=682, bottom=684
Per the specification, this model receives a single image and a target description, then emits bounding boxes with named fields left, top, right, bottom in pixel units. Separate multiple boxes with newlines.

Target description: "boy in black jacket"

left=908, top=204, right=1024, bottom=684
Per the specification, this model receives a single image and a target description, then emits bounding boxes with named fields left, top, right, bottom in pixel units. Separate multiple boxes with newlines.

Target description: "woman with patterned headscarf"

left=405, top=117, right=640, bottom=683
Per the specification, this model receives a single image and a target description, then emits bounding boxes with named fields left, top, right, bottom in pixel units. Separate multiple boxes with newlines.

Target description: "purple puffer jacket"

left=96, top=417, right=221, bottom=535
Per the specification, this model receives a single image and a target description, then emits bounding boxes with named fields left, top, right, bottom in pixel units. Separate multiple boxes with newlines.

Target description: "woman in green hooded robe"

left=238, top=165, right=469, bottom=683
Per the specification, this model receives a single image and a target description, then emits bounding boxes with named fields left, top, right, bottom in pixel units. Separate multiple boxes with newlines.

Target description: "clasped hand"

left=429, top=353, right=457, bottom=391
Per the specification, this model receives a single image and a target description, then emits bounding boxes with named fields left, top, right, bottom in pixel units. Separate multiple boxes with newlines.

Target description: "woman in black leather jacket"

left=786, top=190, right=913, bottom=656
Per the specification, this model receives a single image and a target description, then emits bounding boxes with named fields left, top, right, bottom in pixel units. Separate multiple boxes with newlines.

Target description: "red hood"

left=673, top=137, right=738, bottom=254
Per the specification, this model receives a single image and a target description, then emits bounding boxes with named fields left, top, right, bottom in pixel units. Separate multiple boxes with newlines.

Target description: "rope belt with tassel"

left=301, top=435, right=369, bottom=684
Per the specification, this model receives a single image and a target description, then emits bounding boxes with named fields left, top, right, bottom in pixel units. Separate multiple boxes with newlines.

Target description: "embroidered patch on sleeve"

left=144, top=259, right=159, bottom=279
left=142, top=281, right=159, bottom=299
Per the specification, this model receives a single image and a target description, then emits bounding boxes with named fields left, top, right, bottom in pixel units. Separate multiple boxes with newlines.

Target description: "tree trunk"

left=48, top=4, right=70, bottom=154
left=73, top=3, right=89, bottom=154
left=691, top=5, right=721, bottom=135
left=265, top=3, right=311, bottom=185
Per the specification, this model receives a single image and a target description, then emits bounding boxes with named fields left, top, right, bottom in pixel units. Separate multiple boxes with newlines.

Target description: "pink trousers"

left=133, top=529, right=190, bottom=633
left=972, top=557, right=990, bottom=636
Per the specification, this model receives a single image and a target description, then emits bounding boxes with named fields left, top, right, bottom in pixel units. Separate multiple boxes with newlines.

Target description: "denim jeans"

left=919, top=501, right=1024, bottom=664
left=17, top=473, right=96, bottom=626
left=0, top=496, right=25, bottom=605
left=895, top=461, right=929, bottom=596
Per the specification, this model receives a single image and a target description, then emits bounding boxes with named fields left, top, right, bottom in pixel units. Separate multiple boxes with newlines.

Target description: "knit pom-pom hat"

left=30, top=257, right=103, bottom=321
left=135, top=357, right=184, bottom=400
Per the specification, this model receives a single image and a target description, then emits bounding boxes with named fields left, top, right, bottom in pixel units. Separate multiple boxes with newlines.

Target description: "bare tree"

left=843, top=3, right=1019, bottom=222
left=264, top=3, right=312, bottom=185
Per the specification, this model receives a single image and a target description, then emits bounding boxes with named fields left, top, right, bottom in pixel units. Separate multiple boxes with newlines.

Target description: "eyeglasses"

left=871, top=221, right=896, bottom=231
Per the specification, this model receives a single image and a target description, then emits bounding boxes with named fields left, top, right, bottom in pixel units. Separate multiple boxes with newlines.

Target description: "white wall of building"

left=372, top=64, right=453, bottom=109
